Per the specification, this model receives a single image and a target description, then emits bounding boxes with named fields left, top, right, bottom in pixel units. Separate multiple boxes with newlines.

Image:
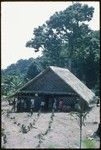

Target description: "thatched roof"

left=13, top=66, right=95, bottom=103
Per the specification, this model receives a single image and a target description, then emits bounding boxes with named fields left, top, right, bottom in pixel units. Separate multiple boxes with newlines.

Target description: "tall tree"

left=26, top=3, right=99, bottom=94
left=26, top=3, right=94, bottom=70
left=47, top=3, right=94, bottom=70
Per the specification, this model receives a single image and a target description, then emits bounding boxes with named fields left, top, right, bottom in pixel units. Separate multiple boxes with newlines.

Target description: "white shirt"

left=31, top=99, right=35, bottom=106
left=41, top=101, right=45, bottom=106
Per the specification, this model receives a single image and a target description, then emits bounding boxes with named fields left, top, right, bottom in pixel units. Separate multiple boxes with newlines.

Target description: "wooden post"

left=96, top=123, right=100, bottom=137
left=77, top=98, right=83, bottom=149
left=13, top=98, right=15, bottom=112
left=80, top=111, right=83, bottom=149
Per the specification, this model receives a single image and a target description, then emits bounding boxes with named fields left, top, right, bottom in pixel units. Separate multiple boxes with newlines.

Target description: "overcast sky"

left=1, top=1, right=100, bottom=69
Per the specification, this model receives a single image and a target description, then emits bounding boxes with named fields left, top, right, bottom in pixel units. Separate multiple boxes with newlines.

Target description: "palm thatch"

left=12, top=66, right=95, bottom=104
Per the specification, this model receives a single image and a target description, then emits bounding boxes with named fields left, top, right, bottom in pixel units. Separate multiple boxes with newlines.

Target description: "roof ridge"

left=49, top=66, right=69, bottom=71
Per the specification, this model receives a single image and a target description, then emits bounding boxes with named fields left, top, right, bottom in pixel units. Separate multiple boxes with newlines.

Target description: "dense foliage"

left=25, top=58, right=42, bottom=81
left=1, top=58, right=40, bottom=96
left=1, top=56, right=46, bottom=96
left=2, top=58, right=34, bottom=76
left=26, top=3, right=100, bottom=95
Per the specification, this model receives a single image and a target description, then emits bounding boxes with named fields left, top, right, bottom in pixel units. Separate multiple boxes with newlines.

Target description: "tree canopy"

left=26, top=3, right=94, bottom=68
left=26, top=2, right=99, bottom=95
left=25, top=60, right=41, bottom=81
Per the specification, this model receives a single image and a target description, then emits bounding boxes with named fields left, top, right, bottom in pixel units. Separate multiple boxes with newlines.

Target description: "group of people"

left=12, top=97, right=76, bottom=113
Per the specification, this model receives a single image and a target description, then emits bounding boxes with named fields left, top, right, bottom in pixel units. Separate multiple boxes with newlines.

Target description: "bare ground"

left=1, top=100, right=100, bottom=149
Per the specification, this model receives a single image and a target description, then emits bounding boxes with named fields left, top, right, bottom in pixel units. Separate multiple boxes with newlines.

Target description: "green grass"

left=82, top=137, right=96, bottom=148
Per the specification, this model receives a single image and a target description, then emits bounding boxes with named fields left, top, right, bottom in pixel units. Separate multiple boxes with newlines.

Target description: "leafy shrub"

left=82, top=137, right=96, bottom=148
left=1, top=128, right=4, bottom=136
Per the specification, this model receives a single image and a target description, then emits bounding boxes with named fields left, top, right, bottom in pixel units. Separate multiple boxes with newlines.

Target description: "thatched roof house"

left=13, top=66, right=95, bottom=105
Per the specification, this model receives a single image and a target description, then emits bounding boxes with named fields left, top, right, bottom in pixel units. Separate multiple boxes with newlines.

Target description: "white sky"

left=1, top=1, right=100, bottom=69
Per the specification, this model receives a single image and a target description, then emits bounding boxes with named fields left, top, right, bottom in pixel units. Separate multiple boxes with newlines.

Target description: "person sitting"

left=62, top=105, right=67, bottom=112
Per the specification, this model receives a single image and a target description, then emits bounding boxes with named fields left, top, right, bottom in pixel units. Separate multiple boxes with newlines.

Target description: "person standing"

left=40, top=101, right=45, bottom=111
left=53, top=99, right=57, bottom=111
left=17, top=99, right=20, bottom=112
left=30, top=99, right=35, bottom=115
left=21, top=99, right=24, bottom=112
left=58, top=100, right=63, bottom=111
left=31, top=99, right=35, bottom=110
left=12, top=98, right=16, bottom=112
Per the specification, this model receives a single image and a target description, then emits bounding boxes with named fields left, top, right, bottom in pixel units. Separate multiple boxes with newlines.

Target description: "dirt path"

left=1, top=101, right=100, bottom=148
